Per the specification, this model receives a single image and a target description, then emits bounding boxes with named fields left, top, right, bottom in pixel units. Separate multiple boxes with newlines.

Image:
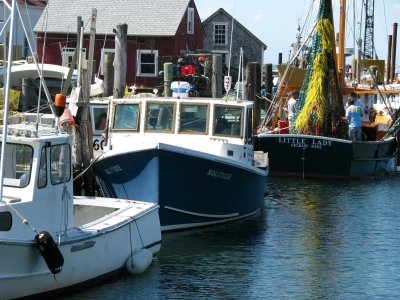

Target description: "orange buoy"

left=54, top=93, right=66, bottom=117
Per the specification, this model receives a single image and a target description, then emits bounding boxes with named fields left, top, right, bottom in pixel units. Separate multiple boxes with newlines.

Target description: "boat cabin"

left=0, top=124, right=74, bottom=238
left=104, top=96, right=259, bottom=166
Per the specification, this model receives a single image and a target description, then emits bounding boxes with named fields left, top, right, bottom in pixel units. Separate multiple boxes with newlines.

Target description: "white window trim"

left=99, top=48, right=115, bottom=75
left=187, top=7, right=194, bottom=34
left=136, top=49, right=158, bottom=77
left=213, top=22, right=228, bottom=45
left=61, top=47, right=86, bottom=68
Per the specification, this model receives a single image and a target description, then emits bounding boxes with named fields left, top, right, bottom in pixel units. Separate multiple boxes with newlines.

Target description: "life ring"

left=125, top=248, right=153, bottom=274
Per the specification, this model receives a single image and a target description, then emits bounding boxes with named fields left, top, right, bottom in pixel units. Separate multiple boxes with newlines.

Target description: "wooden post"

left=74, top=12, right=96, bottom=196
left=21, top=78, right=34, bottom=111
left=212, top=54, right=222, bottom=98
left=113, top=23, right=128, bottom=98
left=386, top=35, right=392, bottom=84
left=87, top=9, right=97, bottom=84
left=204, top=55, right=212, bottom=96
left=103, top=52, right=115, bottom=96
left=76, top=16, right=83, bottom=86
left=264, top=63, right=273, bottom=114
left=164, top=62, right=173, bottom=97
left=245, top=62, right=261, bottom=132
left=390, top=23, right=398, bottom=83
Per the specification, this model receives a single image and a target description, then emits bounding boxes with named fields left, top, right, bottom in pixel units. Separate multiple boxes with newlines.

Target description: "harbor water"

left=61, top=175, right=400, bottom=299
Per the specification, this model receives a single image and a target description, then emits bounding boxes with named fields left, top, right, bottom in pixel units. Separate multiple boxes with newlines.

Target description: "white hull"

left=0, top=197, right=161, bottom=299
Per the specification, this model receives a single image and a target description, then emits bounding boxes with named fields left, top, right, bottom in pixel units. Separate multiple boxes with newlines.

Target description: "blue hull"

left=93, top=148, right=267, bottom=231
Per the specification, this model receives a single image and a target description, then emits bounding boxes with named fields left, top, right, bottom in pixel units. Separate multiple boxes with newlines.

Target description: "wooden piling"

left=390, top=23, right=398, bottom=83
left=113, top=23, right=128, bottom=98
left=264, top=63, right=273, bottom=116
left=245, top=62, right=261, bottom=133
left=386, top=35, right=392, bottom=84
left=164, top=62, right=173, bottom=97
left=212, top=54, right=222, bottom=98
left=103, top=52, right=115, bottom=96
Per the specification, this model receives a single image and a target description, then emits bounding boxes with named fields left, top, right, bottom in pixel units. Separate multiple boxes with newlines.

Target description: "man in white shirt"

left=287, top=90, right=299, bottom=124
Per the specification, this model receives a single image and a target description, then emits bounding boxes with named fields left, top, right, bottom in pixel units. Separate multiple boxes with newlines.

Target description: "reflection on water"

left=61, top=175, right=400, bottom=299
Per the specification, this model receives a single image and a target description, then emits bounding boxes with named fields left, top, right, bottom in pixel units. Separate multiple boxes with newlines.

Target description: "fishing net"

left=384, top=109, right=400, bottom=139
left=291, top=0, right=347, bottom=138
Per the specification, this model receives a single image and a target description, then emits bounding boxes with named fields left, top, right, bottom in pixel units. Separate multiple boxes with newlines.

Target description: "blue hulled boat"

left=93, top=91, right=268, bottom=231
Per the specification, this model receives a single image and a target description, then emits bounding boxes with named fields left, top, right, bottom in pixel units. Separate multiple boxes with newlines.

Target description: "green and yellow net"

left=291, top=0, right=347, bottom=138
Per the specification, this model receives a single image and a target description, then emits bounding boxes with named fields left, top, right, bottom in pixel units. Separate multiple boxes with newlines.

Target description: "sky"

left=194, top=0, right=400, bottom=71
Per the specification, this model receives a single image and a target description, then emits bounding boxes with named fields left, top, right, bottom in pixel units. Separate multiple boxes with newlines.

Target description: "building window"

left=99, top=48, right=115, bottom=75
left=137, top=49, right=158, bottom=77
left=62, top=47, right=86, bottom=68
left=187, top=7, right=194, bottom=34
left=213, top=23, right=228, bottom=45
left=24, top=37, right=30, bottom=58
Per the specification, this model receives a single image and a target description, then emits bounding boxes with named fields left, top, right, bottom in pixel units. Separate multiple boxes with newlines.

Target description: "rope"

left=73, top=152, right=103, bottom=182
left=134, top=219, right=145, bottom=248
left=4, top=203, right=38, bottom=234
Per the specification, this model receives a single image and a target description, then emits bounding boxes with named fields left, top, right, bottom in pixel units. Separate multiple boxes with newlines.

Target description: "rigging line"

left=261, top=24, right=316, bottom=128
left=227, top=0, right=235, bottom=78
left=0, top=14, right=11, bottom=38
left=73, top=151, right=104, bottom=182
left=5, top=202, right=38, bottom=234
left=382, top=0, right=388, bottom=37
left=22, top=0, right=36, bottom=52
left=36, top=2, right=49, bottom=131
left=15, top=3, right=55, bottom=115
left=0, top=0, right=17, bottom=202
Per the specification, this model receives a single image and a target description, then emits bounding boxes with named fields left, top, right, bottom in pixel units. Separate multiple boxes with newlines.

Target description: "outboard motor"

left=35, top=231, right=64, bottom=274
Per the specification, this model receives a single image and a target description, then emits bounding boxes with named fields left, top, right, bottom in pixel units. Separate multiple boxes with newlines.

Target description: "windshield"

left=0, top=143, right=33, bottom=188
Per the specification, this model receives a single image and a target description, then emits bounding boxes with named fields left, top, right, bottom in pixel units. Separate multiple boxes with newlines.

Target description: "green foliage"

left=0, top=89, right=21, bottom=111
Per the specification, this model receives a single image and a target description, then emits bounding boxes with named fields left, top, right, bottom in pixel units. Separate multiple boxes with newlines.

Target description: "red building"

left=34, top=0, right=204, bottom=88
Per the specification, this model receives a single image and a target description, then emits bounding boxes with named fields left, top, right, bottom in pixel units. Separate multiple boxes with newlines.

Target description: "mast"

left=338, top=0, right=346, bottom=89
left=0, top=0, right=17, bottom=201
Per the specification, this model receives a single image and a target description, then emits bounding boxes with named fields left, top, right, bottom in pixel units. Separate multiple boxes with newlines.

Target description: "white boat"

left=92, top=85, right=269, bottom=232
left=0, top=2, right=161, bottom=298
left=0, top=122, right=161, bottom=300
left=0, top=62, right=104, bottom=98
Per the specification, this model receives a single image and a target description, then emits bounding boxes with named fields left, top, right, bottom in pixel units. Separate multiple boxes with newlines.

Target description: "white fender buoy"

left=126, top=248, right=153, bottom=274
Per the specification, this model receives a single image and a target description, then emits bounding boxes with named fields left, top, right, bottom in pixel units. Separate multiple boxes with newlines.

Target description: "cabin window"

left=112, top=104, right=140, bottom=130
left=0, top=212, right=12, bottom=231
left=145, top=102, right=175, bottom=132
left=137, top=50, right=158, bottom=77
left=246, top=108, right=254, bottom=142
left=213, top=23, right=228, bottom=45
left=92, top=106, right=108, bottom=133
left=187, top=7, right=194, bottom=34
left=179, top=103, right=209, bottom=134
left=214, top=106, right=243, bottom=137
left=61, top=47, right=86, bottom=69
left=50, top=144, right=71, bottom=185
left=0, top=143, right=33, bottom=188
left=38, top=147, right=47, bottom=189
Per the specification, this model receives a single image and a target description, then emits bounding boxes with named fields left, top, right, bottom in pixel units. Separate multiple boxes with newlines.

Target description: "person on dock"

left=343, top=99, right=363, bottom=141
left=287, top=90, right=299, bottom=125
